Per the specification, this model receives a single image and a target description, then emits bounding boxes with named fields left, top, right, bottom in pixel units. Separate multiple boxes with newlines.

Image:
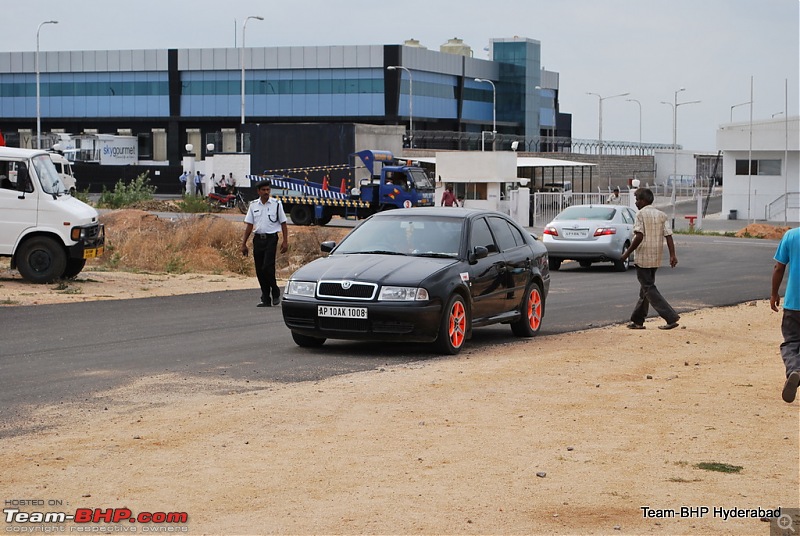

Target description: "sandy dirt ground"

left=1, top=261, right=798, bottom=534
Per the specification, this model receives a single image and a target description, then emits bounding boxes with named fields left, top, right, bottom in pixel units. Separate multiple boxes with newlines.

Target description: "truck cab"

left=0, top=147, right=104, bottom=283
left=351, top=150, right=435, bottom=209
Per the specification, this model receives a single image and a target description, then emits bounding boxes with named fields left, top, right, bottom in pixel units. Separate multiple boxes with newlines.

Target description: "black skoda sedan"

left=281, top=207, right=550, bottom=354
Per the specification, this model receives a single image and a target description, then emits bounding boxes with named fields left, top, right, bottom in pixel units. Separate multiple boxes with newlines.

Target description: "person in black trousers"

left=240, top=180, right=289, bottom=307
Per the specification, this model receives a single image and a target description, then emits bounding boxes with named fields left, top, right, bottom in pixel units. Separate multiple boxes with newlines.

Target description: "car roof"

left=371, top=207, right=506, bottom=219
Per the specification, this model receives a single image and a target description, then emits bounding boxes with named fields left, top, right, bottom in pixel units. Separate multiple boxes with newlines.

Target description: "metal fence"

left=408, top=130, right=675, bottom=156
left=530, top=192, right=607, bottom=227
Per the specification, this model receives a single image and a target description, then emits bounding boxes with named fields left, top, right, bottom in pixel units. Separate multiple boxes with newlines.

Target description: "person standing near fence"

left=194, top=170, right=205, bottom=196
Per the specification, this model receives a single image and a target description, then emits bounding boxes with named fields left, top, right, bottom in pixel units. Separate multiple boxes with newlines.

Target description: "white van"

left=0, top=147, right=103, bottom=282
left=48, top=152, right=77, bottom=194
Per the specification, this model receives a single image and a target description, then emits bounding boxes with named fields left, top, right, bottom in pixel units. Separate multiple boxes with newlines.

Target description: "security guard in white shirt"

left=241, top=179, right=289, bottom=307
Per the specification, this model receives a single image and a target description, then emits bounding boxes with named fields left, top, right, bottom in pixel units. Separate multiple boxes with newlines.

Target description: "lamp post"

left=660, top=87, right=701, bottom=226
left=586, top=91, right=629, bottom=155
left=387, top=65, right=413, bottom=147
left=730, top=101, right=751, bottom=122
left=475, top=78, right=496, bottom=151
left=626, top=98, right=642, bottom=155
left=240, top=15, right=263, bottom=152
left=36, top=20, right=58, bottom=150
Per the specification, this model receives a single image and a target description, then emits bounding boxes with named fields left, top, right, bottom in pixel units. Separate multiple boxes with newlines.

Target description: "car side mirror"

left=469, top=245, right=489, bottom=263
left=320, top=241, right=336, bottom=253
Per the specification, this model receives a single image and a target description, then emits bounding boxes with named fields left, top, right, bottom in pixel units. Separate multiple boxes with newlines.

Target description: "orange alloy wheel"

left=448, top=300, right=466, bottom=348
left=527, top=288, right=542, bottom=330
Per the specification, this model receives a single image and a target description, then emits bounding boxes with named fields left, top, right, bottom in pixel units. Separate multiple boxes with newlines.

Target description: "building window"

left=454, top=182, right=487, bottom=201
left=735, top=159, right=782, bottom=176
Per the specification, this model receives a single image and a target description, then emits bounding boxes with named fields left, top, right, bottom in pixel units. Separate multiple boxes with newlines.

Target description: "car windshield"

left=32, top=154, right=65, bottom=195
left=555, top=206, right=616, bottom=221
left=334, top=215, right=463, bottom=257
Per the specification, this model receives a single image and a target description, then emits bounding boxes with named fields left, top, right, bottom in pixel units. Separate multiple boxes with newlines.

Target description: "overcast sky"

left=4, top=0, right=798, bottom=151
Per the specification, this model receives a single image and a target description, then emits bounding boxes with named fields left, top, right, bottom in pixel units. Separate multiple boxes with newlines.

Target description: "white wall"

left=717, top=117, right=799, bottom=221
left=654, top=150, right=698, bottom=185
left=434, top=151, right=530, bottom=227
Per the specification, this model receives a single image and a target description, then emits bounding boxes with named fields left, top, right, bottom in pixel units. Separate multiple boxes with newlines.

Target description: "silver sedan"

left=542, top=204, right=637, bottom=272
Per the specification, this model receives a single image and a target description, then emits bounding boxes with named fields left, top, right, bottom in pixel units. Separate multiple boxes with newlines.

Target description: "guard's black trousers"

left=253, top=234, right=280, bottom=303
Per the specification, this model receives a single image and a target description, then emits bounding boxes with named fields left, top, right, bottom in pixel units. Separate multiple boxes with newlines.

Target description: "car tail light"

left=593, top=227, right=617, bottom=236
left=544, top=226, right=558, bottom=236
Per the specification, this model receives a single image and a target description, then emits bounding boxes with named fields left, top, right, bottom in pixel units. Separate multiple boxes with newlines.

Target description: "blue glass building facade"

left=0, top=37, right=565, bottom=164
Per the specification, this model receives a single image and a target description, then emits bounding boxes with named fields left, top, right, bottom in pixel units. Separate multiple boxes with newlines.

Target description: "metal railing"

left=766, top=192, right=800, bottom=222
left=407, top=130, right=675, bottom=156
left=530, top=192, right=607, bottom=227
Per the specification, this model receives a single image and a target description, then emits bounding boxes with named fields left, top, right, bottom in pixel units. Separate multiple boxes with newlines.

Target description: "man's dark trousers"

left=631, top=266, right=679, bottom=325
left=253, top=234, right=280, bottom=303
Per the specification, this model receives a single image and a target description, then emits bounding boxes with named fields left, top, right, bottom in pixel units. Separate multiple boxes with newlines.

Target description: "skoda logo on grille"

left=341, top=281, right=352, bottom=290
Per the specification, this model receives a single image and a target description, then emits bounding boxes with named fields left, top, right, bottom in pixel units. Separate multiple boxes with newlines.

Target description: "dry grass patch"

left=92, top=210, right=351, bottom=278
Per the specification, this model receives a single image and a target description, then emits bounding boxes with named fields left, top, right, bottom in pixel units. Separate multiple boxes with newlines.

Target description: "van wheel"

left=290, top=205, right=313, bottom=226
left=62, top=259, right=87, bottom=279
left=16, top=237, right=67, bottom=284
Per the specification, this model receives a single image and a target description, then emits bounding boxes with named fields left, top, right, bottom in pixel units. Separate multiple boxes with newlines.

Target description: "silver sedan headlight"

left=285, top=280, right=316, bottom=298
left=379, top=286, right=429, bottom=301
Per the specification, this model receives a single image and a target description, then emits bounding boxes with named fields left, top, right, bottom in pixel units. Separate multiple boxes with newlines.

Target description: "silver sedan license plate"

left=318, top=305, right=368, bottom=319
left=563, top=229, right=588, bottom=238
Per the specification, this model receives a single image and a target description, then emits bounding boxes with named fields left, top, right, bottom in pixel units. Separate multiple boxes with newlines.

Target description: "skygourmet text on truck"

left=0, top=147, right=104, bottom=283
left=248, top=150, right=436, bottom=226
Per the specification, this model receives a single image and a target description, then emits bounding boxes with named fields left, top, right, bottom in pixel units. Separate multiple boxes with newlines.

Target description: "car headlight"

left=379, top=286, right=429, bottom=301
left=285, top=280, right=316, bottom=297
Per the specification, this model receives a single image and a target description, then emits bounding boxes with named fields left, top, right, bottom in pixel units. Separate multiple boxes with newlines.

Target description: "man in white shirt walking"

left=241, top=180, right=289, bottom=307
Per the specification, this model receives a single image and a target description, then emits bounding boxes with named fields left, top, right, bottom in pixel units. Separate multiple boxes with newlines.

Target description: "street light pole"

left=660, top=87, right=700, bottom=227
left=387, top=66, right=413, bottom=147
left=586, top=91, right=629, bottom=155
left=475, top=78, right=496, bottom=151
left=240, top=15, right=263, bottom=152
left=36, top=20, right=58, bottom=150
left=626, top=98, right=642, bottom=155
left=730, top=101, right=751, bottom=122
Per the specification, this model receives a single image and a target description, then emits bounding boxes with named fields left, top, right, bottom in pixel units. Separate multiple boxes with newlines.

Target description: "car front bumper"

left=282, top=297, right=443, bottom=343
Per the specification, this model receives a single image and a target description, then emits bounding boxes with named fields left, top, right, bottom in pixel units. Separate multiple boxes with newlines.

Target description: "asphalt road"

left=0, top=233, right=780, bottom=437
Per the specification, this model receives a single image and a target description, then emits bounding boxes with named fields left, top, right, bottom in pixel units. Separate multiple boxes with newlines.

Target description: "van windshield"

left=32, top=154, right=65, bottom=195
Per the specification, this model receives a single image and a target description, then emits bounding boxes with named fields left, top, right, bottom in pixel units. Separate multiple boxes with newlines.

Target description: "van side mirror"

left=17, top=163, right=33, bottom=195
left=320, top=241, right=336, bottom=253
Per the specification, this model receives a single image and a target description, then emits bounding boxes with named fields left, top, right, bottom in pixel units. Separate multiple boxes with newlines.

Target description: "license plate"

left=318, top=305, right=368, bottom=319
left=83, top=246, right=104, bottom=259
left=563, top=230, right=588, bottom=238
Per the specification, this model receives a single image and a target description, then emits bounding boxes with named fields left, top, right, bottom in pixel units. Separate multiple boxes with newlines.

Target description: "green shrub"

left=179, top=194, right=214, bottom=213
left=97, top=172, right=156, bottom=209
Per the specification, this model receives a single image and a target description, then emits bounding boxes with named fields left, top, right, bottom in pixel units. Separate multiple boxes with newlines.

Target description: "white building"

left=717, top=116, right=799, bottom=222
